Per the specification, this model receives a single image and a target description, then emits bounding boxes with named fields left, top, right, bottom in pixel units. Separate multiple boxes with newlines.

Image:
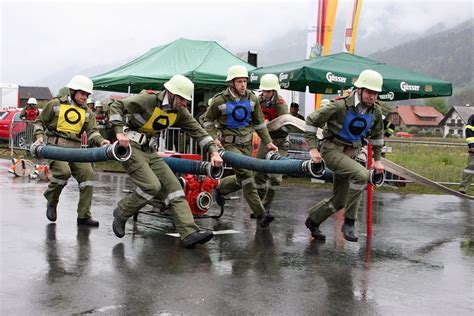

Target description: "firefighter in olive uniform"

left=20, top=97, right=40, bottom=121
left=202, top=65, right=278, bottom=228
left=459, top=114, right=474, bottom=194
left=33, top=75, right=110, bottom=226
left=86, top=97, right=95, bottom=111
left=304, top=69, right=385, bottom=242
left=94, top=100, right=114, bottom=141
left=109, top=74, right=223, bottom=248
left=254, top=74, right=290, bottom=209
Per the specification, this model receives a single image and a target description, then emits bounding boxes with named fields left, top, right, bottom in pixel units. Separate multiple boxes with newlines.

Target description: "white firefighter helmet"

left=226, top=65, right=249, bottom=81
left=95, top=100, right=103, bottom=108
left=354, top=70, right=383, bottom=92
left=164, top=74, right=194, bottom=101
left=259, top=74, right=280, bottom=91
left=320, top=99, right=330, bottom=107
left=66, top=75, right=94, bottom=94
left=27, top=97, right=37, bottom=105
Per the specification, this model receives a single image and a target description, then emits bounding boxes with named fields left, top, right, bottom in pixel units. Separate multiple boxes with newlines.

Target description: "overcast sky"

left=1, top=0, right=472, bottom=89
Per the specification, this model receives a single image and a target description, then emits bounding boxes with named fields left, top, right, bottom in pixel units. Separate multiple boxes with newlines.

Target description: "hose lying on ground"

left=30, top=141, right=132, bottom=162
left=219, top=149, right=325, bottom=178
left=162, top=157, right=224, bottom=180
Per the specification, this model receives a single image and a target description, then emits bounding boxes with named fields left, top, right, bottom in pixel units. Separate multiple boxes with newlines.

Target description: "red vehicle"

left=0, top=109, right=22, bottom=139
left=0, top=109, right=29, bottom=148
left=395, top=131, right=414, bottom=138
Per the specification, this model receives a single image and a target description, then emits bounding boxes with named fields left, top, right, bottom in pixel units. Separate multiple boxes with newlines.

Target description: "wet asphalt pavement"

left=0, top=158, right=473, bottom=315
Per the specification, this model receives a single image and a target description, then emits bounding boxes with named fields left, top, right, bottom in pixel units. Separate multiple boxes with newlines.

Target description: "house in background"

left=438, top=105, right=474, bottom=137
left=387, top=105, right=444, bottom=136
left=18, top=86, right=53, bottom=108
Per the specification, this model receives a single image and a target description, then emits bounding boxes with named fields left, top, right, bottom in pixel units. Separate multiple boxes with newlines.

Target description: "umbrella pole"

left=189, top=91, right=195, bottom=153
left=127, top=84, right=131, bottom=97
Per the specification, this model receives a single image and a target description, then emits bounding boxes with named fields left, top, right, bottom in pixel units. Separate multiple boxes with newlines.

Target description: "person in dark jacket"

left=459, top=114, right=474, bottom=194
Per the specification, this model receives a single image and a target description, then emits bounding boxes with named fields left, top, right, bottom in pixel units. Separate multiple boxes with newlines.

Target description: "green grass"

left=384, top=139, right=467, bottom=184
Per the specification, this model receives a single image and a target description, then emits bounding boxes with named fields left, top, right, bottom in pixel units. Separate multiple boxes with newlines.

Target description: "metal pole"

left=189, top=90, right=194, bottom=153
left=366, top=143, right=373, bottom=237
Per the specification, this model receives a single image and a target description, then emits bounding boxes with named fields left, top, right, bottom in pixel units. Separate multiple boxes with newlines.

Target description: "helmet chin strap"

left=69, top=90, right=78, bottom=105
left=164, top=91, right=177, bottom=110
left=357, top=88, right=376, bottom=107
left=263, top=91, right=275, bottom=106
left=230, top=81, right=245, bottom=97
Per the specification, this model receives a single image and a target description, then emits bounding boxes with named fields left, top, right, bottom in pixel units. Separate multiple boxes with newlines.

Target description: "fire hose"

left=30, top=141, right=132, bottom=162
left=266, top=151, right=385, bottom=186
left=265, top=151, right=333, bottom=182
left=162, top=157, right=224, bottom=180
left=219, top=149, right=325, bottom=178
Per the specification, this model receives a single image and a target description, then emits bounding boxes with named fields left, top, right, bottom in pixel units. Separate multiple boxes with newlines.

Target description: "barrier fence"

left=9, top=119, right=35, bottom=150
left=383, top=139, right=466, bottom=185
left=8, top=121, right=467, bottom=186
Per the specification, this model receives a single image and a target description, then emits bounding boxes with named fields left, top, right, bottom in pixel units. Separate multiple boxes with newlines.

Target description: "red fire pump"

left=179, top=174, right=219, bottom=216
left=134, top=151, right=226, bottom=220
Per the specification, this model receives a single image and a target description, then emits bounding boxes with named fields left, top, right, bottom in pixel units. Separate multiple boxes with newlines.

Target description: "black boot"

left=182, top=230, right=213, bottom=248
left=305, top=217, right=326, bottom=240
left=77, top=218, right=99, bottom=227
left=257, top=213, right=275, bottom=228
left=112, top=209, right=127, bottom=238
left=341, top=218, right=358, bottom=242
left=46, top=201, right=57, bottom=222
left=215, top=188, right=225, bottom=206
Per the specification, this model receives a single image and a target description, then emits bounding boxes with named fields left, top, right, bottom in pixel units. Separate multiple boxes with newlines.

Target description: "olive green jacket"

left=34, top=95, right=104, bottom=146
left=202, top=87, right=273, bottom=145
left=108, top=89, right=218, bottom=153
left=305, top=92, right=384, bottom=160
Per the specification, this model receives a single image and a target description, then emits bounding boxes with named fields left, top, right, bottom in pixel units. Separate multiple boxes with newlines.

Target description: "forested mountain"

left=369, top=19, right=473, bottom=90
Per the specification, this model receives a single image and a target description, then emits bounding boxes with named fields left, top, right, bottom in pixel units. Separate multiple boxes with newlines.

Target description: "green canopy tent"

left=91, top=38, right=256, bottom=94
left=248, top=52, right=452, bottom=101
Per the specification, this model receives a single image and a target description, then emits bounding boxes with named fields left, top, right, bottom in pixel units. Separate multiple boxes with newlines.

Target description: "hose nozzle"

left=265, top=150, right=282, bottom=161
left=369, top=169, right=385, bottom=187
left=302, top=159, right=326, bottom=178
left=202, top=162, right=224, bottom=180
left=106, top=141, right=132, bottom=162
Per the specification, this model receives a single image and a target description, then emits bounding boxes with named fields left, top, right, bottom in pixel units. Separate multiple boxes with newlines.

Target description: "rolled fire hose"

left=162, top=157, right=224, bottom=180
left=265, top=151, right=332, bottom=182
left=219, top=149, right=324, bottom=178
left=30, top=141, right=132, bottom=162
left=11, top=159, right=35, bottom=177
left=266, top=114, right=305, bottom=132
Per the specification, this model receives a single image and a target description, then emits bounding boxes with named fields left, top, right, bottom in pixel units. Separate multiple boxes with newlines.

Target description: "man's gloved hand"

left=373, top=160, right=384, bottom=174
left=210, top=152, right=223, bottom=167
left=30, top=137, right=44, bottom=157
left=116, top=132, right=129, bottom=148
left=309, top=148, right=322, bottom=163
left=266, top=142, right=278, bottom=152
left=100, top=139, right=111, bottom=147
left=34, top=137, right=44, bottom=145
left=214, top=138, right=223, bottom=149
